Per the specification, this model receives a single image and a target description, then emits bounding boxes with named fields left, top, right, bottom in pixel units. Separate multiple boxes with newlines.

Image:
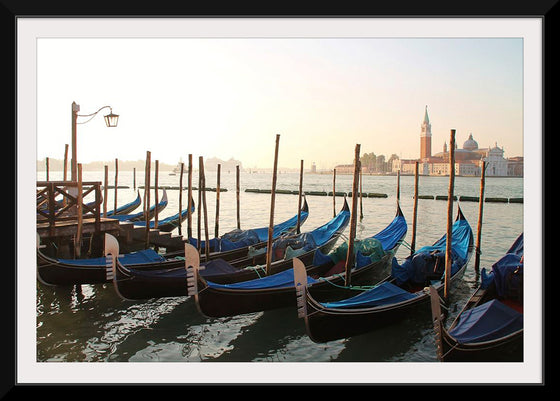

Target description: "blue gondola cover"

left=448, top=299, right=523, bottom=344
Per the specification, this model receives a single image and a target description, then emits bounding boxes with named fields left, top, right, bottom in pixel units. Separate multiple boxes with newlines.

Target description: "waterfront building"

left=392, top=107, right=523, bottom=177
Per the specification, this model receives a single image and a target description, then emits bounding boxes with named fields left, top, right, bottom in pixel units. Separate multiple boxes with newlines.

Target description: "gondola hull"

left=36, top=201, right=309, bottom=286
left=437, top=325, right=523, bottom=362
left=113, top=214, right=346, bottom=301
left=191, top=252, right=395, bottom=318
left=301, top=265, right=467, bottom=344
left=296, top=207, right=474, bottom=343
left=430, top=232, right=524, bottom=362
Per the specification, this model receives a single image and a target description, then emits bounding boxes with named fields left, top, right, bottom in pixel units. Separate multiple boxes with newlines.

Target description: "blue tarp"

left=59, top=248, right=165, bottom=266
left=308, top=209, right=350, bottom=246
left=220, top=229, right=261, bottom=251
left=252, top=210, right=309, bottom=242
left=320, top=281, right=420, bottom=309
left=391, top=218, right=472, bottom=285
left=201, top=258, right=245, bottom=276
left=206, top=267, right=319, bottom=290
left=448, top=299, right=523, bottom=343
left=190, top=209, right=309, bottom=252
left=311, top=213, right=407, bottom=268
left=481, top=233, right=523, bottom=295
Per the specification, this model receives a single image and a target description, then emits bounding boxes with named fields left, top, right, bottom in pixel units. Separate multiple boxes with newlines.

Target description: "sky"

left=35, top=23, right=525, bottom=171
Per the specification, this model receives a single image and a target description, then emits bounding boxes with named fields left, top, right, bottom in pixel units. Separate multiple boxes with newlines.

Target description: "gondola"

left=187, top=197, right=309, bottom=255
left=109, top=199, right=350, bottom=301
left=430, top=233, right=523, bottom=362
left=108, top=189, right=168, bottom=222
left=105, top=190, right=142, bottom=216
left=293, top=206, right=474, bottom=343
left=185, top=202, right=406, bottom=318
left=36, top=198, right=310, bottom=286
left=131, top=198, right=195, bottom=232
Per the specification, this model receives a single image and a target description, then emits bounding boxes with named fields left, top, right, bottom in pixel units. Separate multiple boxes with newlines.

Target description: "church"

left=393, top=106, right=522, bottom=177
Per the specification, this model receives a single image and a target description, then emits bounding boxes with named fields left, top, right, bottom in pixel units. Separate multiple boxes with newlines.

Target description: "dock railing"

left=37, top=181, right=102, bottom=235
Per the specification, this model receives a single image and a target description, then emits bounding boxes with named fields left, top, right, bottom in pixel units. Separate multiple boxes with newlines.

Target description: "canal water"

left=30, top=169, right=532, bottom=383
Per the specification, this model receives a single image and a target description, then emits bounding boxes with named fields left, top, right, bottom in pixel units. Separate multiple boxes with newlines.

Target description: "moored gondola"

left=110, top=199, right=350, bottom=301
left=430, top=233, right=523, bottom=362
left=108, top=189, right=168, bottom=222
left=186, top=202, right=407, bottom=318
left=105, top=190, right=142, bottom=216
left=131, top=198, right=195, bottom=232
left=294, top=206, right=474, bottom=344
left=36, top=198, right=309, bottom=286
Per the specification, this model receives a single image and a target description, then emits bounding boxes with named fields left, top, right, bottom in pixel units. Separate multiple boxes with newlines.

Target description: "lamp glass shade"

left=104, top=113, right=119, bottom=127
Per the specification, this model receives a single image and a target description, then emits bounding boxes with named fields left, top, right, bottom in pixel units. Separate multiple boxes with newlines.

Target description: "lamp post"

left=71, top=101, right=119, bottom=182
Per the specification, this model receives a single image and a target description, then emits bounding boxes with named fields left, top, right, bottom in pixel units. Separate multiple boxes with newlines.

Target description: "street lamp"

left=71, top=101, right=119, bottom=182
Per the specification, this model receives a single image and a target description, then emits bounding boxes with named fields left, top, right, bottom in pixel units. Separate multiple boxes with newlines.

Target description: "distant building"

left=393, top=106, right=523, bottom=176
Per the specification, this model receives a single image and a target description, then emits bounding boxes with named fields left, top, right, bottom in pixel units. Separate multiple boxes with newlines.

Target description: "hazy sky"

left=35, top=21, right=525, bottom=170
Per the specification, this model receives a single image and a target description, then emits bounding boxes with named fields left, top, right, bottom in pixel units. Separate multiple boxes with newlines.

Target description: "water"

left=35, top=169, right=524, bottom=368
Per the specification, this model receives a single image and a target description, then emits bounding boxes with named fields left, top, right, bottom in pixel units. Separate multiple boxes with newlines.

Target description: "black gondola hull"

left=194, top=253, right=395, bottom=318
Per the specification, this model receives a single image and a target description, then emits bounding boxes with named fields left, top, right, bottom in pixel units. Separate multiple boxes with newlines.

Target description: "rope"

left=315, top=275, right=380, bottom=291
left=400, top=239, right=412, bottom=250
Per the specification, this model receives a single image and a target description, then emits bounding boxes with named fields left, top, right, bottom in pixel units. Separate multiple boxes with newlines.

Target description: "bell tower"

left=420, top=105, right=432, bottom=160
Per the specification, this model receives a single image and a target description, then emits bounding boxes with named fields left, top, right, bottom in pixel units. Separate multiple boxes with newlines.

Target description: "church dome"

left=463, top=133, right=478, bottom=151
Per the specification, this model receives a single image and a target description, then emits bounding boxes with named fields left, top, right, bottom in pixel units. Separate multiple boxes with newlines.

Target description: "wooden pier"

left=37, top=180, right=185, bottom=259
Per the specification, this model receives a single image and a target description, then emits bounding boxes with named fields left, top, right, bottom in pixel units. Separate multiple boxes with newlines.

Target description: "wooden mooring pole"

left=63, top=144, right=69, bottom=181
left=332, top=168, right=336, bottom=218
left=199, top=156, right=210, bottom=260
left=178, top=161, right=184, bottom=236
left=474, top=161, right=487, bottom=274
left=236, top=165, right=241, bottom=229
left=411, top=161, right=419, bottom=255
left=444, top=129, right=456, bottom=301
left=344, top=144, right=361, bottom=287
left=144, top=151, right=151, bottom=249
left=215, top=164, right=221, bottom=238
left=75, top=163, right=83, bottom=258
left=187, top=155, right=193, bottom=239
left=197, top=157, right=202, bottom=252
left=359, top=161, right=363, bottom=220
left=114, top=158, right=119, bottom=215
left=103, top=165, right=108, bottom=217
left=296, top=159, right=304, bottom=234
left=154, top=160, right=159, bottom=229
left=265, top=134, right=280, bottom=275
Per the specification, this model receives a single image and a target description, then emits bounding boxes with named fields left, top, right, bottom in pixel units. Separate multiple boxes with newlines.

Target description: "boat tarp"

left=220, top=229, right=261, bottom=251
left=391, top=218, right=472, bottom=285
left=252, top=210, right=309, bottom=242
left=200, top=258, right=244, bottom=277
left=481, top=234, right=523, bottom=297
left=59, top=248, right=165, bottom=266
left=311, top=212, right=406, bottom=268
left=251, top=208, right=347, bottom=260
left=307, top=209, right=350, bottom=246
left=319, top=281, right=420, bottom=309
left=448, top=299, right=523, bottom=344
left=190, top=210, right=309, bottom=252
left=206, top=267, right=319, bottom=290
left=272, top=232, right=317, bottom=260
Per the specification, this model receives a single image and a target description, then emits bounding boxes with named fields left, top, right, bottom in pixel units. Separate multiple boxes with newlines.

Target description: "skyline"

left=34, top=25, right=524, bottom=171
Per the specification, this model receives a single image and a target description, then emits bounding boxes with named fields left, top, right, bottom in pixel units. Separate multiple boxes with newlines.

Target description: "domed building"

left=393, top=106, right=521, bottom=176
